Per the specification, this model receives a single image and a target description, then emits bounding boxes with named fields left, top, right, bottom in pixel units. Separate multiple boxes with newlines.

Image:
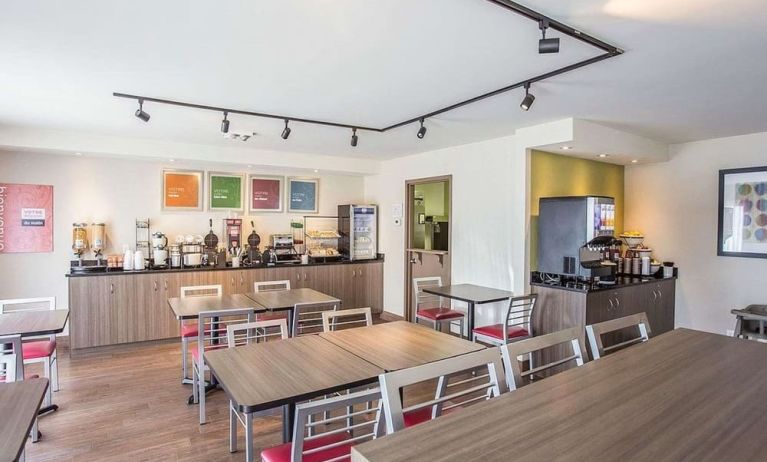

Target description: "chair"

left=731, top=305, right=767, bottom=341
left=0, top=297, right=59, bottom=404
left=192, top=308, right=255, bottom=424
left=260, top=388, right=383, bottom=462
left=254, top=280, right=292, bottom=322
left=322, top=307, right=373, bottom=332
left=586, top=312, right=651, bottom=360
left=226, top=318, right=288, bottom=450
left=473, top=294, right=536, bottom=346
left=378, top=348, right=505, bottom=434
left=501, top=326, right=586, bottom=391
left=413, top=277, right=465, bottom=338
left=292, top=301, right=339, bottom=337
left=1, top=334, right=41, bottom=446
left=179, top=285, right=222, bottom=384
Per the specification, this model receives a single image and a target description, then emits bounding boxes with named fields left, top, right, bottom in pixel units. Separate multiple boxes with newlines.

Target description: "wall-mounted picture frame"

left=248, top=175, right=284, bottom=213
left=162, top=169, right=204, bottom=211
left=0, top=183, right=54, bottom=253
left=717, top=166, right=767, bottom=258
left=287, top=177, right=319, bottom=214
left=208, top=171, right=244, bottom=211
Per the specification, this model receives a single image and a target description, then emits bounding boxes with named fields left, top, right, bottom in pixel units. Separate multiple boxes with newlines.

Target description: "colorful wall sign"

left=208, top=172, right=244, bottom=210
left=249, top=175, right=283, bottom=213
left=0, top=183, right=54, bottom=253
left=288, top=177, right=319, bottom=214
left=162, top=169, right=203, bottom=211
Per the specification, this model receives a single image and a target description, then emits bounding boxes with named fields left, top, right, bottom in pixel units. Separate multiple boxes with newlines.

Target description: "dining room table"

left=167, top=293, right=264, bottom=320
left=351, top=328, right=767, bottom=462
left=421, top=283, right=512, bottom=335
left=0, top=378, right=49, bottom=462
left=0, top=309, right=69, bottom=415
left=244, top=288, right=341, bottom=336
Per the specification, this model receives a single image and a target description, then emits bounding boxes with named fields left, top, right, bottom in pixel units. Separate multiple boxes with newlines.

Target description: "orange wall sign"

left=0, top=183, right=54, bottom=253
left=163, top=170, right=202, bottom=210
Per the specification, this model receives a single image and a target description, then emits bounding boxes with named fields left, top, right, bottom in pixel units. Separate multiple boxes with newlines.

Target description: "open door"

left=404, top=175, right=452, bottom=323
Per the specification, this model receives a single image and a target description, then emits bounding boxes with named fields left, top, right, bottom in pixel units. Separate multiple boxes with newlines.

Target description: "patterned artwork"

left=0, top=183, right=54, bottom=253
left=735, top=182, right=767, bottom=242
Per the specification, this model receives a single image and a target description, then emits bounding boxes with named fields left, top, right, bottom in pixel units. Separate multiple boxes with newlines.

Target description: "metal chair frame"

left=412, top=276, right=465, bottom=338
left=473, top=294, right=536, bottom=346
left=731, top=305, right=767, bottom=341
left=179, top=284, right=222, bottom=384
left=1, top=334, right=40, bottom=446
left=322, top=307, right=373, bottom=332
left=586, top=312, right=651, bottom=360
left=293, top=301, right=339, bottom=337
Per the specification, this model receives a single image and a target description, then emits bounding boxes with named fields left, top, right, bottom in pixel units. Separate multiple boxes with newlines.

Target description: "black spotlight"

left=281, top=119, right=291, bottom=140
left=520, top=83, right=535, bottom=111
left=416, top=119, right=427, bottom=139
left=221, top=112, right=230, bottom=134
left=538, top=20, right=560, bottom=54
left=350, top=128, right=358, bottom=147
left=134, top=99, right=150, bottom=122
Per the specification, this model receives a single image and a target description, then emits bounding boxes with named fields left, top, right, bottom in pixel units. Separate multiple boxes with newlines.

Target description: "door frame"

left=403, top=175, right=453, bottom=322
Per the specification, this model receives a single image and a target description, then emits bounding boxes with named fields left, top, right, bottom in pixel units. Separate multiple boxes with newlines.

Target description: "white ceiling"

left=1, top=0, right=766, bottom=159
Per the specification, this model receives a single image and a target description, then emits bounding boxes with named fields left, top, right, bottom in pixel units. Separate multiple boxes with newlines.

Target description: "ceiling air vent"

left=222, top=131, right=257, bottom=142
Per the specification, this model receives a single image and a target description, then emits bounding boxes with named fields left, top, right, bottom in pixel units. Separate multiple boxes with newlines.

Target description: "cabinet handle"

left=303, top=272, right=308, bottom=281
left=657, top=289, right=662, bottom=301
left=296, top=273, right=301, bottom=280
left=615, top=298, right=620, bottom=308
left=240, top=274, right=244, bottom=285
left=231, top=277, right=235, bottom=286
left=352, top=270, right=356, bottom=277
left=154, top=281, right=158, bottom=291
left=608, top=299, right=614, bottom=310
left=164, top=280, right=168, bottom=291
left=110, top=283, right=114, bottom=294
left=358, top=269, right=363, bottom=277
left=652, top=290, right=658, bottom=301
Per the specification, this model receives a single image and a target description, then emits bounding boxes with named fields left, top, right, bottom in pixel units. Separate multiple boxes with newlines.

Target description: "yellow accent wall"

left=530, top=150, right=625, bottom=270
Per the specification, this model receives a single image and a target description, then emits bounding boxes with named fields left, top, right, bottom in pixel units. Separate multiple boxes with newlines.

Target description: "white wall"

left=625, top=131, right=767, bottom=334
left=364, top=136, right=521, bottom=324
left=0, top=150, right=365, bottom=307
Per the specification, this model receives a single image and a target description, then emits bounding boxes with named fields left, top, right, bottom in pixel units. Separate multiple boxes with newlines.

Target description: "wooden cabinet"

left=67, top=260, right=384, bottom=350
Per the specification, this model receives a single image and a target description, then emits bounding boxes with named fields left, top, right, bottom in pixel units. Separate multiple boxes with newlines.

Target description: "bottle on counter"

left=123, top=245, right=134, bottom=271
left=641, top=256, right=650, bottom=276
left=134, top=250, right=145, bottom=271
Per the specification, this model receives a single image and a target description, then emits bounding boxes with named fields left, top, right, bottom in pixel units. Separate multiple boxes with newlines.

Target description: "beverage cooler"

left=338, top=205, right=378, bottom=260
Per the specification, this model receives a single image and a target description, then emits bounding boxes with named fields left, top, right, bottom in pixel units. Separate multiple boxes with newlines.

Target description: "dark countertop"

left=530, top=271, right=676, bottom=293
left=67, top=256, right=384, bottom=277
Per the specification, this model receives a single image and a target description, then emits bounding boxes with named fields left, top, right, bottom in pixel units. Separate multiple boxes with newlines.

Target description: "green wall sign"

left=209, top=173, right=243, bottom=210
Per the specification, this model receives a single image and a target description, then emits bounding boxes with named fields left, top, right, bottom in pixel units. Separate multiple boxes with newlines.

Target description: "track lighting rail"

left=114, top=0, right=622, bottom=142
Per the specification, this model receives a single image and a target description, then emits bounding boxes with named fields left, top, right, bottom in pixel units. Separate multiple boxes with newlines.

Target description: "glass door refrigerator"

left=338, top=205, right=378, bottom=260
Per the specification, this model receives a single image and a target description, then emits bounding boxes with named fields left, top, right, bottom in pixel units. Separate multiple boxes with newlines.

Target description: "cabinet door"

left=160, top=273, right=182, bottom=338
left=355, top=263, right=383, bottom=313
left=113, top=275, right=138, bottom=344
left=70, top=277, right=115, bottom=349
left=651, top=279, right=676, bottom=334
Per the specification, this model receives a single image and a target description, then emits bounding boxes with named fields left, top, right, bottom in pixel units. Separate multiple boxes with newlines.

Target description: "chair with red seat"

left=0, top=297, right=59, bottom=405
left=472, top=294, right=537, bottom=346
left=192, top=308, right=255, bottom=425
left=1, top=334, right=42, bottom=447
left=179, top=285, right=223, bottom=384
left=412, top=277, right=465, bottom=338
left=378, top=347, right=505, bottom=434
left=259, top=388, right=383, bottom=462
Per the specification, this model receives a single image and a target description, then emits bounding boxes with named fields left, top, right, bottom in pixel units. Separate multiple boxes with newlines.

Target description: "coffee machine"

left=151, top=231, right=168, bottom=268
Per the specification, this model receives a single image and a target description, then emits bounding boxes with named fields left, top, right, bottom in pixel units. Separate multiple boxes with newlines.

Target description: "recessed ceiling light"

left=314, top=169, right=319, bottom=173
left=169, top=158, right=175, bottom=162
left=631, top=159, right=638, bottom=163
left=75, top=152, right=82, bottom=156
left=598, top=154, right=608, bottom=158
left=247, top=164, right=253, bottom=168
left=560, top=146, right=572, bottom=150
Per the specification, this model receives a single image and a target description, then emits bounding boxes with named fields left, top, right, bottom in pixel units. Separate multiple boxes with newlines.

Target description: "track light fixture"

left=520, top=83, right=535, bottom=111
left=350, top=128, right=358, bottom=147
left=221, top=112, right=230, bottom=133
left=538, top=20, right=560, bottom=54
left=416, top=119, right=427, bottom=139
left=281, top=119, right=292, bottom=140
left=134, top=99, right=150, bottom=122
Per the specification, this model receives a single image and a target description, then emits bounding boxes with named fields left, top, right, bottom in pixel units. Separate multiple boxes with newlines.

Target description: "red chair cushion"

left=261, top=432, right=353, bottom=462
left=473, top=324, right=529, bottom=341
left=404, top=407, right=433, bottom=427
left=417, top=308, right=465, bottom=321
left=181, top=322, right=228, bottom=338
left=22, top=340, right=56, bottom=360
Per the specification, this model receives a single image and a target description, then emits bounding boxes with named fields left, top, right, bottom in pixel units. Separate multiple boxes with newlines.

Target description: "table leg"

left=283, top=403, right=296, bottom=443
left=287, top=309, right=294, bottom=337
left=467, top=302, right=476, bottom=335
left=38, top=404, right=58, bottom=416
left=245, top=412, right=254, bottom=462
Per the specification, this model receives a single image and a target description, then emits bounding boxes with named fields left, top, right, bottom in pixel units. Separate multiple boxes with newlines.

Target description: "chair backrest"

left=0, top=335, right=23, bottom=382
left=501, top=294, right=537, bottom=343
left=379, top=348, right=505, bottom=434
left=196, top=309, right=255, bottom=362
left=291, top=388, right=383, bottom=461
left=0, top=297, right=56, bottom=314
left=253, top=280, right=291, bottom=293
left=731, top=305, right=767, bottom=339
left=226, top=319, right=288, bottom=347
left=293, top=301, right=339, bottom=337
left=586, top=312, right=651, bottom=360
left=180, top=285, right=222, bottom=298
left=412, top=277, right=444, bottom=313
left=322, top=307, right=373, bottom=332
left=501, top=326, right=586, bottom=391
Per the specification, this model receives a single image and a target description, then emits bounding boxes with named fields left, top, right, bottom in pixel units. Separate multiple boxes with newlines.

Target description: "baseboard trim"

left=379, top=311, right=404, bottom=322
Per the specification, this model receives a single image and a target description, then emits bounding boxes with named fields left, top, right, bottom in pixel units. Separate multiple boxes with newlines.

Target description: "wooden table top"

left=319, top=321, right=485, bottom=371
left=352, top=329, right=767, bottom=462
left=244, top=288, right=340, bottom=311
left=0, top=310, right=69, bottom=337
left=205, top=335, right=383, bottom=413
left=422, top=284, right=512, bottom=304
left=0, top=378, right=48, bottom=462
left=167, top=294, right=264, bottom=320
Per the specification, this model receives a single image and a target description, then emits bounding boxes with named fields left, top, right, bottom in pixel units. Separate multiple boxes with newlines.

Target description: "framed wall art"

left=287, top=177, right=319, bottom=214
left=248, top=175, right=284, bottom=213
left=0, top=183, right=54, bottom=253
left=717, top=166, right=767, bottom=258
left=162, top=169, right=204, bottom=211
left=208, top=171, right=244, bottom=211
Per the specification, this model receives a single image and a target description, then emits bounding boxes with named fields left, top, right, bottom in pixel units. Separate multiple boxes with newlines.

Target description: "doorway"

left=404, top=175, right=452, bottom=323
